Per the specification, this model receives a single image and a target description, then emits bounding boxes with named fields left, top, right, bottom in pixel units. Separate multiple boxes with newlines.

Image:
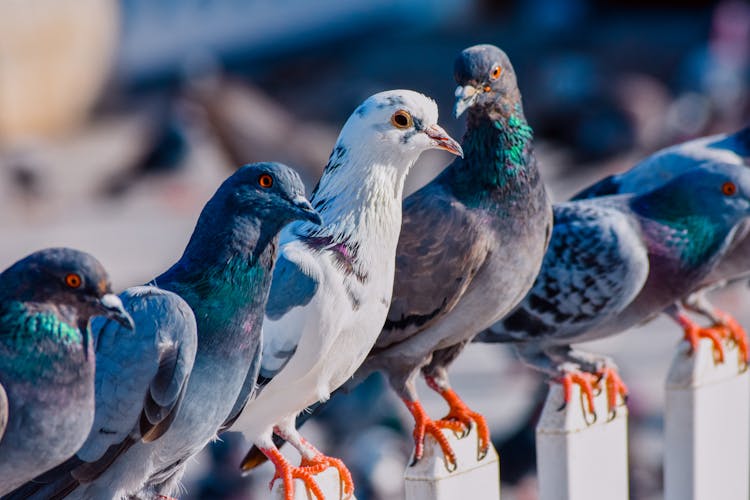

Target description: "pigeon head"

left=453, top=44, right=519, bottom=118
left=0, top=248, right=132, bottom=332
left=635, top=162, right=750, bottom=229
left=343, top=89, right=463, bottom=162
left=219, top=162, right=321, bottom=227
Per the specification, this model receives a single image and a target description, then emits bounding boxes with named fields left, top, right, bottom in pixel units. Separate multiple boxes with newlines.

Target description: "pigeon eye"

left=489, top=66, right=502, bottom=80
left=391, top=110, right=413, bottom=129
left=65, top=273, right=82, bottom=289
left=258, top=174, right=274, bottom=188
left=722, top=181, right=737, bottom=196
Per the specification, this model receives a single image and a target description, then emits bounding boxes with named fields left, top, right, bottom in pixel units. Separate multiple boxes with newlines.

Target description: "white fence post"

left=271, top=467, right=357, bottom=500
left=536, top=381, right=629, bottom=500
left=664, top=338, right=749, bottom=500
left=404, top=424, right=501, bottom=500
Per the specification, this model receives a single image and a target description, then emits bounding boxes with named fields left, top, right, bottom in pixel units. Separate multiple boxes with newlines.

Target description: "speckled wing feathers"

left=481, top=200, right=649, bottom=343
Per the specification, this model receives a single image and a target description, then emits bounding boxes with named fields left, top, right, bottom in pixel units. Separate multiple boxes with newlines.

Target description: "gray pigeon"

left=0, top=248, right=132, bottom=495
left=337, top=45, right=550, bottom=467
left=10, top=163, right=320, bottom=499
left=481, top=162, right=750, bottom=414
left=572, top=125, right=750, bottom=364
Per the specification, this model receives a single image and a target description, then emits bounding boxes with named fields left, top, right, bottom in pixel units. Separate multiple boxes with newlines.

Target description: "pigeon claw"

left=597, top=367, right=628, bottom=418
left=300, top=454, right=355, bottom=498
left=261, top=447, right=326, bottom=500
left=433, top=387, right=490, bottom=460
left=403, top=399, right=458, bottom=471
left=712, top=309, right=749, bottom=367
left=557, top=370, right=598, bottom=418
left=680, top=317, right=726, bottom=364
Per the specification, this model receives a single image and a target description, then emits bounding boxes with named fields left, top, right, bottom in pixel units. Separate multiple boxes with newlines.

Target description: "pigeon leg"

left=402, top=398, right=458, bottom=470
left=666, top=304, right=725, bottom=363
left=683, top=293, right=748, bottom=365
left=273, top=419, right=355, bottom=498
left=423, top=372, right=490, bottom=460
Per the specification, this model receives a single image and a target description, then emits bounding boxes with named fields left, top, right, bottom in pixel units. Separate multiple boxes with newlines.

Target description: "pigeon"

left=572, top=125, right=750, bottom=363
left=10, top=162, right=320, bottom=499
left=229, top=89, right=463, bottom=500
left=480, top=162, right=750, bottom=415
left=339, top=44, right=552, bottom=468
left=0, top=248, right=132, bottom=495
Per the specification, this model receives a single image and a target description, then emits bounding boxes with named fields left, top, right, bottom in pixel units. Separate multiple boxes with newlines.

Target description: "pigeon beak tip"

left=292, top=196, right=322, bottom=225
left=424, top=125, right=463, bottom=158
left=100, top=294, right=134, bottom=330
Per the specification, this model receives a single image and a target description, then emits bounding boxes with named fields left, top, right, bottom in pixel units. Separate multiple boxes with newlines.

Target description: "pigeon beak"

left=99, top=294, right=134, bottom=330
left=424, top=125, right=463, bottom=158
left=454, top=85, right=479, bottom=118
left=292, top=195, right=322, bottom=225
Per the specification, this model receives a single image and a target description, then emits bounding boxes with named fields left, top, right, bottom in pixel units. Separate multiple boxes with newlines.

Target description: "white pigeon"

left=230, top=89, right=462, bottom=499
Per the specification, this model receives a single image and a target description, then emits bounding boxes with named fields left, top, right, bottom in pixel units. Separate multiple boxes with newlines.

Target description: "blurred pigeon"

left=231, top=90, right=462, bottom=499
left=572, top=125, right=750, bottom=363
left=11, top=163, right=320, bottom=499
left=481, top=163, right=750, bottom=414
left=0, top=248, right=132, bottom=495
left=349, top=45, right=552, bottom=467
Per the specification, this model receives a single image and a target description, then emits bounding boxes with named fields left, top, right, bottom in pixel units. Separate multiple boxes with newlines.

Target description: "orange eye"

left=490, top=66, right=502, bottom=80
left=722, top=181, right=737, bottom=196
left=65, top=273, right=82, bottom=288
left=390, top=110, right=413, bottom=129
left=258, top=173, right=274, bottom=188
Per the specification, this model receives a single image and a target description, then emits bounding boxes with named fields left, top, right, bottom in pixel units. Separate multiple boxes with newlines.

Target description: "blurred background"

left=0, top=0, right=748, bottom=498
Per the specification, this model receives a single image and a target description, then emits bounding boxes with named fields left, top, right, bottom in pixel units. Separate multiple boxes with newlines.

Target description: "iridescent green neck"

left=449, top=103, right=534, bottom=203
left=0, top=302, right=83, bottom=353
left=631, top=194, right=728, bottom=268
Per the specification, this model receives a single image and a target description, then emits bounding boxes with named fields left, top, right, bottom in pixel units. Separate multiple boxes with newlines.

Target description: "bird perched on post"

left=230, top=89, right=463, bottom=500
left=9, top=162, right=320, bottom=500
left=345, top=44, right=551, bottom=467
left=0, top=248, right=132, bottom=495
left=572, top=125, right=750, bottom=363
left=241, top=45, right=553, bottom=473
left=480, top=162, right=750, bottom=415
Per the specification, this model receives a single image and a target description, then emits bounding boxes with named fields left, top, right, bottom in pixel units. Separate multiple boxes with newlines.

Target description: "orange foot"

left=402, top=399, right=458, bottom=470
left=299, top=453, right=354, bottom=498
left=424, top=377, right=490, bottom=460
left=712, top=309, right=749, bottom=366
left=557, top=369, right=599, bottom=418
left=676, top=312, right=725, bottom=363
left=596, top=367, right=629, bottom=417
left=261, top=446, right=354, bottom=500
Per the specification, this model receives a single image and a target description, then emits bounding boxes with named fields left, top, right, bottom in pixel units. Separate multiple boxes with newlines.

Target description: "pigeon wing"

left=259, top=242, right=322, bottom=382
left=480, top=201, right=649, bottom=342
left=78, top=285, right=197, bottom=465
left=377, top=183, right=491, bottom=349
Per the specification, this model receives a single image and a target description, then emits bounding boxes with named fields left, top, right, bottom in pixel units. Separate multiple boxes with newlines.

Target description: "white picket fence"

left=272, top=338, right=748, bottom=499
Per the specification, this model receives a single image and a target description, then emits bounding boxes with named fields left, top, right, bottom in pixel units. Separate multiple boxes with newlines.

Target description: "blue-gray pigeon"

left=230, top=89, right=463, bottom=500
left=0, top=248, right=132, bottom=495
left=572, top=125, right=750, bottom=364
left=480, top=162, right=750, bottom=414
left=10, top=162, right=320, bottom=499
